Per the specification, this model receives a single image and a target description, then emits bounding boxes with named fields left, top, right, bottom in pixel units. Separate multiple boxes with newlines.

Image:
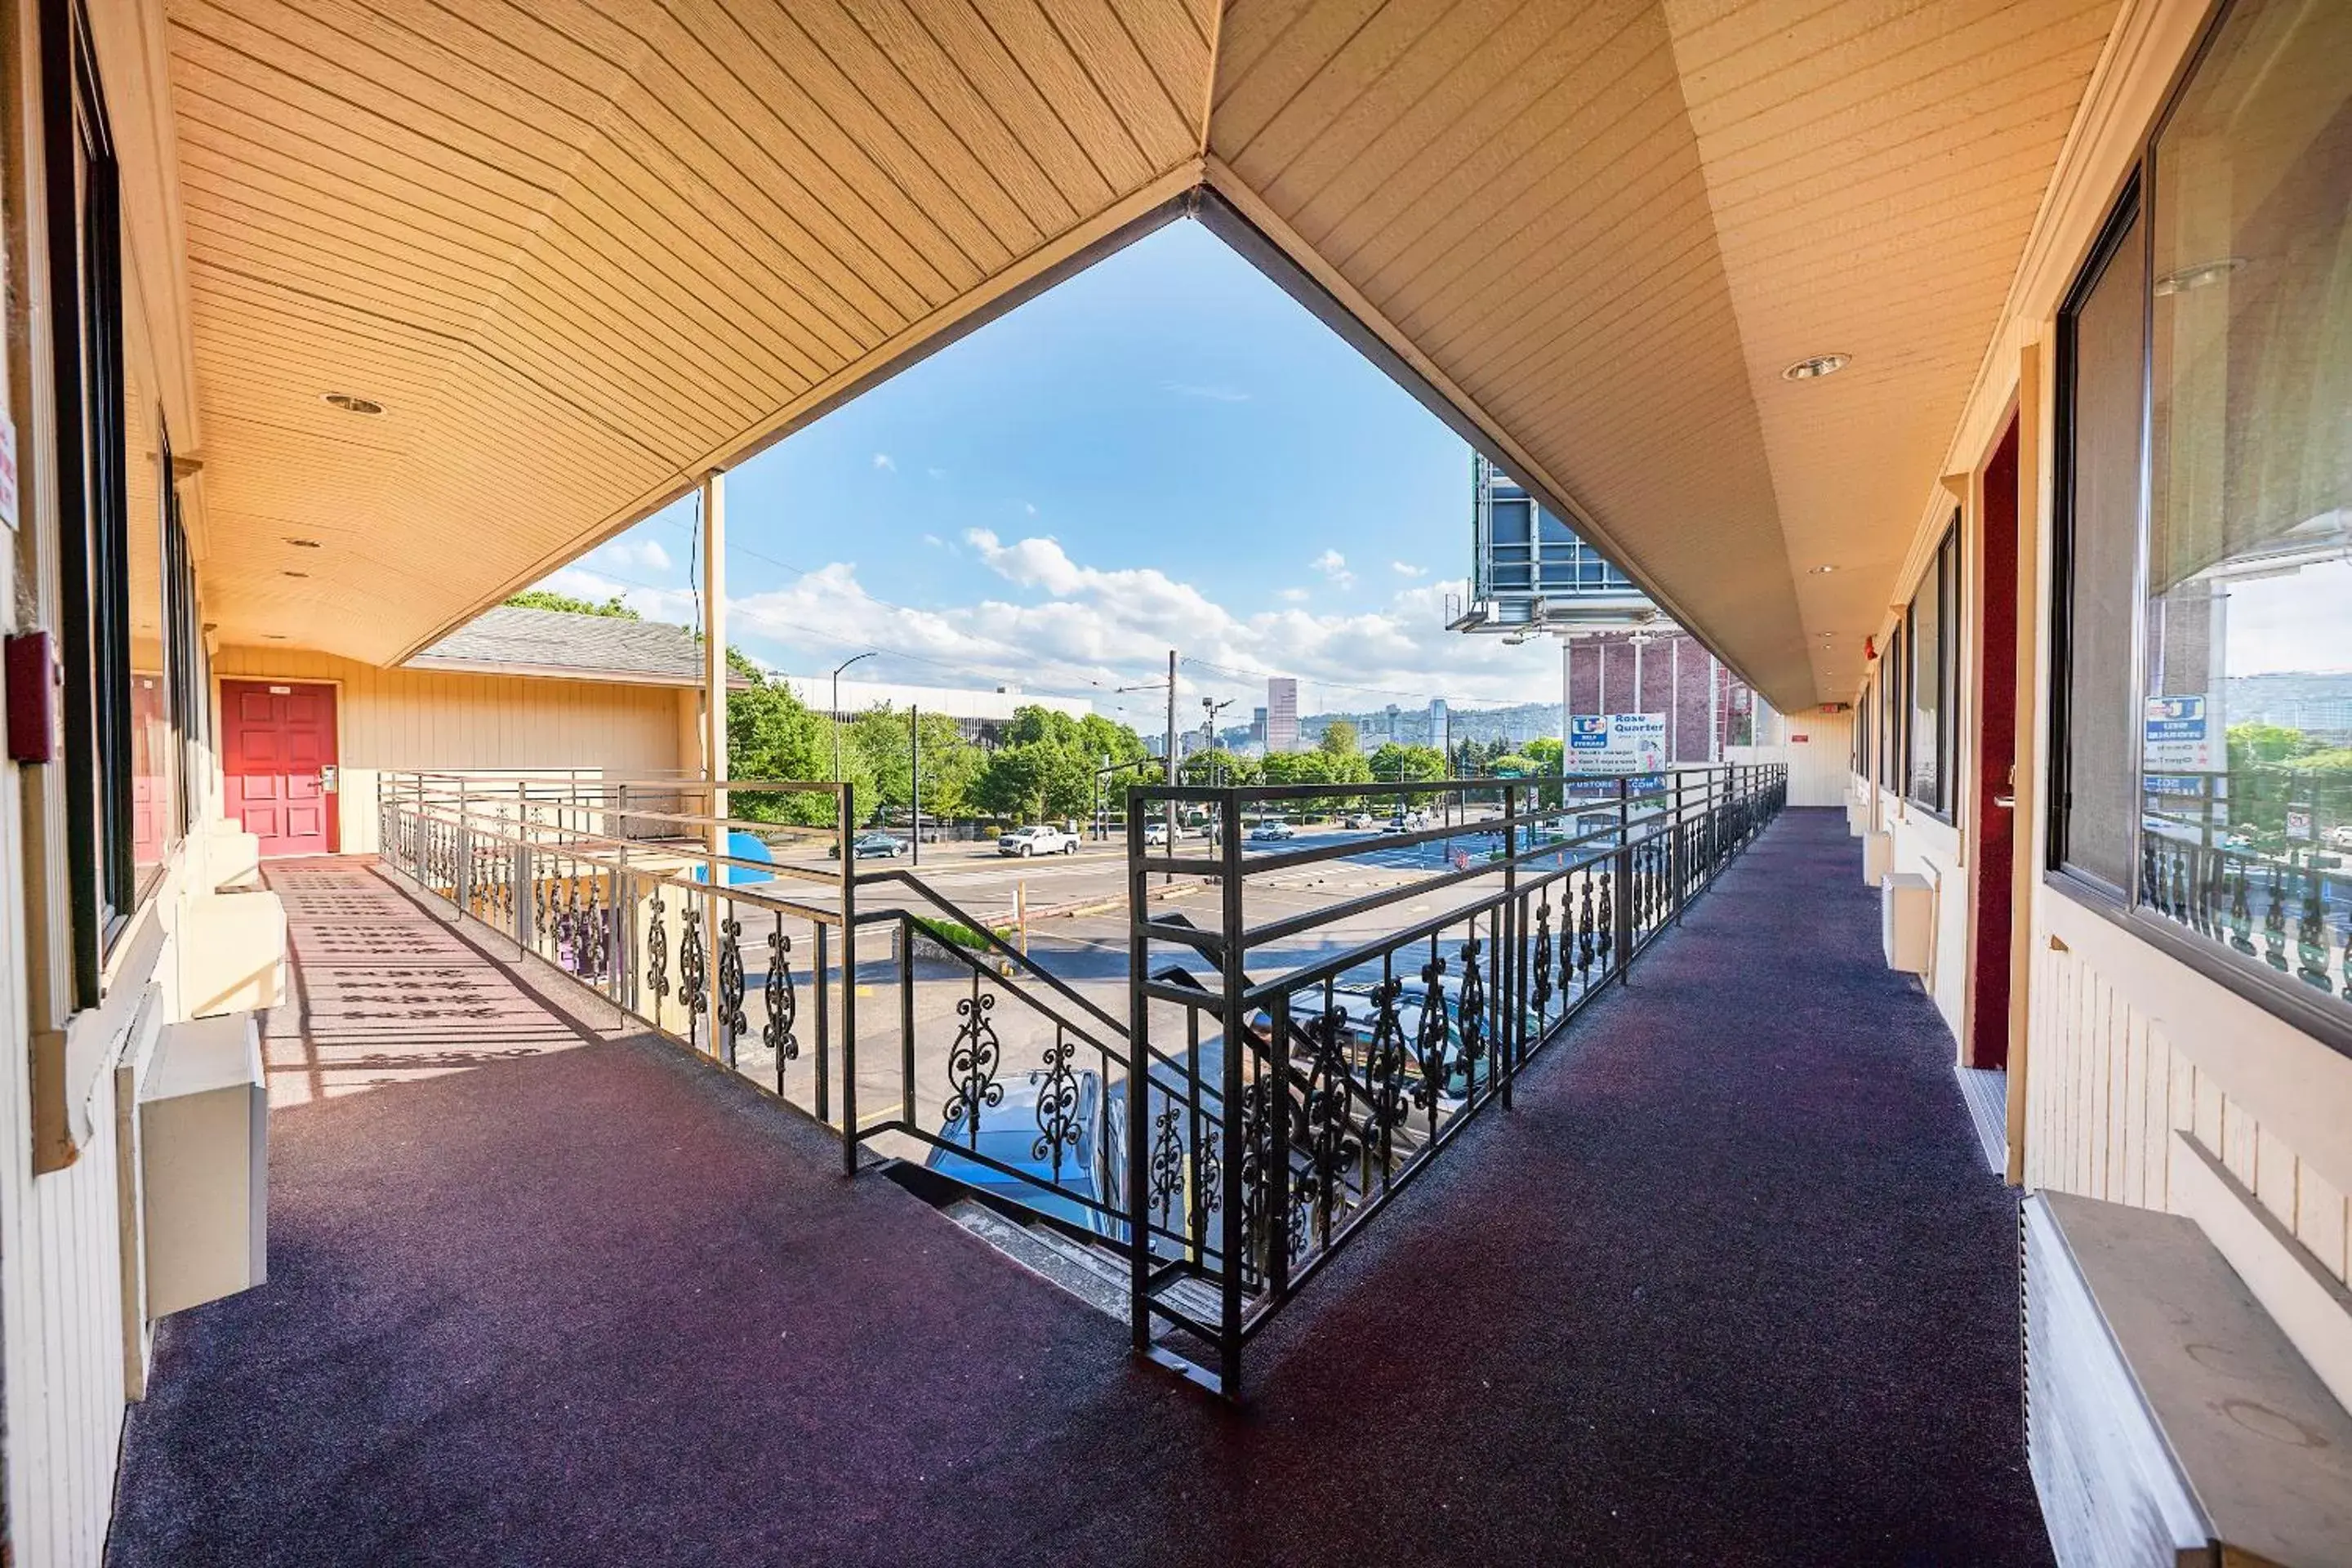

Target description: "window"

left=2051, top=189, right=2146, bottom=895
left=1880, top=625, right=1904, bottom=791
left=2051, top=0, right=2352, bottom=1041
left=1906, top=523, right=1959, bottom=816
left=44, top=0, right=132, bottom=999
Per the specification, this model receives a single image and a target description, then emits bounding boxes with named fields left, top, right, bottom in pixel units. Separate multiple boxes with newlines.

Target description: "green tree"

left=969, top=706, right=1146, bottom=824
left=505, top=589, right=639, bottom=618
left=846, top=706, right=982, bottom=822
left=727, top=678, right=842, bottom=827
left=1179, top=748, right=1258, bottom=786
left=1318, top=719, right=1361, bottom=758
left=1369, top=742, right=1446, bottom=784
left=2229, top=721, right=2309, bottom=769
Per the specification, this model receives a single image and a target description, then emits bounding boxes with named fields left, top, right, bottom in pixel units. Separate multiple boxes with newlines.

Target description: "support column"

left=702, top=468, right=728, bottom=849
left=701, top=469, right=728, bottom=1056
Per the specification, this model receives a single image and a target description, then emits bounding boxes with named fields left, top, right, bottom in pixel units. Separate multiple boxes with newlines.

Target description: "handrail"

left=1122, top=761, right=1788, bottom=1395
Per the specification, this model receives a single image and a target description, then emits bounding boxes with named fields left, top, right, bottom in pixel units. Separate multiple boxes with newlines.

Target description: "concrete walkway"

left=111, top=816, right=2047, bottom=1566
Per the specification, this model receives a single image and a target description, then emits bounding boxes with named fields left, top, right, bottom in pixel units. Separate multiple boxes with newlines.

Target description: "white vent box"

left=1861, top=830, right=1894, bottom=887
left=140, top=1012, right=267, bottom=1317
left=1881, top=871, right=1931, bottom=973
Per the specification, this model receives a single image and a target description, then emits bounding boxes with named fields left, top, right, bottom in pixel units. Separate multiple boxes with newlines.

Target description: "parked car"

left=1000, top=823, right=1079, bottom=857
left=1345, top=812, right=1378, bottom=830
left=854, top=831, right=906, bottom=858
left=927, top=1069, right=1120, bottom=1237
left=1249, top=819, right=1298, bottom=842
left=1142, top=820, right=1170, bottom=848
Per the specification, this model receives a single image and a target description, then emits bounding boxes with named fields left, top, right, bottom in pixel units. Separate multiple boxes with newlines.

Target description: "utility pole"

left=1165, top=648, right=1178, bottom=848
left=910, top=704, right=920, bottom=867
left=1669, top=635, right=1682, bottom=763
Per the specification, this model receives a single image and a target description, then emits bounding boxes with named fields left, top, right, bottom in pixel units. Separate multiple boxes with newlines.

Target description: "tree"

left=1318, top=719, right=1361, bottom=758
left=727, top=678, right=840, bottom=826
left=1369, top=743, right=1446, bottom=784
left=506, top=589, right=639, bottom=618
left=847, top=706, right=982, bottom=822
left=2229, top=721, right=2309, bottom=770
left=971, top=705, right=1147, bottom=824
left=1180, top=748, right=1258, bottom=786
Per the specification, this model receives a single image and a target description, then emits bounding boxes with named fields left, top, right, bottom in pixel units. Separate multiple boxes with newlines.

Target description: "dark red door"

left=222, top=679, right=338, bottom=857
left=1967, top=417, right=2020, bottom=1068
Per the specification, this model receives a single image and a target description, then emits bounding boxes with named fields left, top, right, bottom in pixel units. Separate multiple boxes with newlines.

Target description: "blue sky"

left=539, top=219, right=1564, bottom=719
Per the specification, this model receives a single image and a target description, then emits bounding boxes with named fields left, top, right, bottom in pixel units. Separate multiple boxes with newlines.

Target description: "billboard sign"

left=1568, top=712, right=1667, bottom=774
left=2145, top=694, right=2219, bottom=772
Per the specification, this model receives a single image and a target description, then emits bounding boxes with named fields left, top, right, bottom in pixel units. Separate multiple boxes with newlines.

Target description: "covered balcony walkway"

left=109, top=808, right=2046, bottom=1566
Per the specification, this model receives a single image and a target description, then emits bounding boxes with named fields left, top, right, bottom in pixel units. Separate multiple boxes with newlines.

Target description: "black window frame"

left=2047, top=176, right=2145, bottom=904
left=42, top=0, right=136, bottom=1005
left=1904, top=519, right=1962, bottom=822
left=2042, top=0, right=2352, bottom=1060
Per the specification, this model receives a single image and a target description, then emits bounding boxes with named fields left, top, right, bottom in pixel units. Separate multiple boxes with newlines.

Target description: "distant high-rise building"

left=1267, top=678, right=1299, bottom=752
left=1384, top=703, right=1401, bottom=740
left=1250, top=706, right=1268, bottom=750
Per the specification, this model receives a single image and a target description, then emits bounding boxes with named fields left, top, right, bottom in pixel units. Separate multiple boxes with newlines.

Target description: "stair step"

left=941, top=1199, right=1128, bottom=1321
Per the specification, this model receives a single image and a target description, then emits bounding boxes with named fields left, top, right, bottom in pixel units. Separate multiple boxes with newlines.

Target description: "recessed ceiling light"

left=2154, top=257, right=2244, bottom=296
left=283, top=570, right=310, bottom=579
left=1809, top=564, right=1838, bottom=574
left=285, top=537, right=322, bottom=549
left=1782, top=354, right=1849, bottom=381
left=323, top=393, right=385, bottom=415
left=264, top=633, right=287, bottom=640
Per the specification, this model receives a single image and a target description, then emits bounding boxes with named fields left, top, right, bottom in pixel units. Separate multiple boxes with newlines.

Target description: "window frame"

left=42, top=0, right=140, bottom=1005
left=2040, top=0, right=2352, bottom=1059
left=1904, top=520, right=1961, bottom=822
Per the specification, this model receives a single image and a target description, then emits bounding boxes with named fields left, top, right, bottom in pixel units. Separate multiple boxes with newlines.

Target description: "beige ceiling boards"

left=166, top=0, right=2120, bottom=706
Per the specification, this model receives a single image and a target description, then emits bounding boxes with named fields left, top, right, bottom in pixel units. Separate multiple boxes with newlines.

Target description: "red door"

left=1966, top=417, right=2020, bottom=1068
left=223, top=680, right=339, bottom=857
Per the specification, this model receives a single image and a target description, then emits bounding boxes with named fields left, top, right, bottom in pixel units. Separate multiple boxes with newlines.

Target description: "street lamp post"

left=831, top=650, right=877, bottom=789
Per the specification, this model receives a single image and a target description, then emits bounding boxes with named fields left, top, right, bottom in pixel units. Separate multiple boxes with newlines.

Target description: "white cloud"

left=1163, top=381, right=1251, bottom=403
left=1391, top=560, right=1426, bottom=577
left=537, top=540, right=1561, bottom=716
left=588, top=537, right=673, bottom=575
left=872, top=452, right=895, bottom=470
left=1023, top=501, right=1038, bottom=516
left=1312, top=549, right=1356, bottom=589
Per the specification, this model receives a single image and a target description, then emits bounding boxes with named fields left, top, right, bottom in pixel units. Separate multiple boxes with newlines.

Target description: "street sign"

left=2288, top=807, right=2314, bottom=841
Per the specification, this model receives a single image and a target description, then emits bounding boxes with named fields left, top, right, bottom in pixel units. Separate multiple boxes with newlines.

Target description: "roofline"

left=403, top=655, right=756, bottom=690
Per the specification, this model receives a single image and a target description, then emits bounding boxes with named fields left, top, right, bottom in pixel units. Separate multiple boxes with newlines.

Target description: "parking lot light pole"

left=831, top=651, right=877, bottom=786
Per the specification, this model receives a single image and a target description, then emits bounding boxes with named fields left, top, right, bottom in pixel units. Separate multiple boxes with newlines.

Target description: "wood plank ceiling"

left=166, top=0, right=2118, bottom=705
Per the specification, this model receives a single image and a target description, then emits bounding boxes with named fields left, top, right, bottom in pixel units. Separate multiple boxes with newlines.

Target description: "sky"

left=533, top=219, right=1570, bottom=728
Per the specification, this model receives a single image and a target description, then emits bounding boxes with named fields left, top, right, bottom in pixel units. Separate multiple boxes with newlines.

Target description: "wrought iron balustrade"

left=1123, top=764, right=1786, bottom=1395
left=376, top=773, right=862, bottom=1143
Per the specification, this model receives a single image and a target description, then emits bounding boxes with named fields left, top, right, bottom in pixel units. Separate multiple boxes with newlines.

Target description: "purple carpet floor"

left=109, top=810, right=2048, bottom=1566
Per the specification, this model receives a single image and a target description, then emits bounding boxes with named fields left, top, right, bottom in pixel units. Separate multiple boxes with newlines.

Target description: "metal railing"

left=374, top=773, right=1134, bottom=1200
left=1120, top=764, right=1786, bottom=1395
left=373, top=762, right=1785, bottom=1398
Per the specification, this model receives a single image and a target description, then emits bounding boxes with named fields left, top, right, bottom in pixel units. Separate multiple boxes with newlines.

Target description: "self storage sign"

left=2145, top=695, right=2217, bottom=771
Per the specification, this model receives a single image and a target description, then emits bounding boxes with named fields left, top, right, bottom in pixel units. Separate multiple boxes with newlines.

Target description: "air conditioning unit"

left=2022, top=1192, right=2352, bottom=1568
left=1862, top=830, right=1894, bottom=887
left=140, top=1012, right=267, bottom=1318
left=1881, top=871, right=1931, bottom=973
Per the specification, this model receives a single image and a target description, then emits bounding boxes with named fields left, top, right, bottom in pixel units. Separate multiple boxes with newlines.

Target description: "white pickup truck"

left=998, top=824, right=1079, bottom=857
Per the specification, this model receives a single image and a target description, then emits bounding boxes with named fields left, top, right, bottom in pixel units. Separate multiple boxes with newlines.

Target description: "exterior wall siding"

left=212, top=648, right=691, bottom=854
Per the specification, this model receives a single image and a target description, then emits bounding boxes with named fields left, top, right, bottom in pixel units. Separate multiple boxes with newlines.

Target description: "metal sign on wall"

left=1568, top=712, right=1666, bottom=774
